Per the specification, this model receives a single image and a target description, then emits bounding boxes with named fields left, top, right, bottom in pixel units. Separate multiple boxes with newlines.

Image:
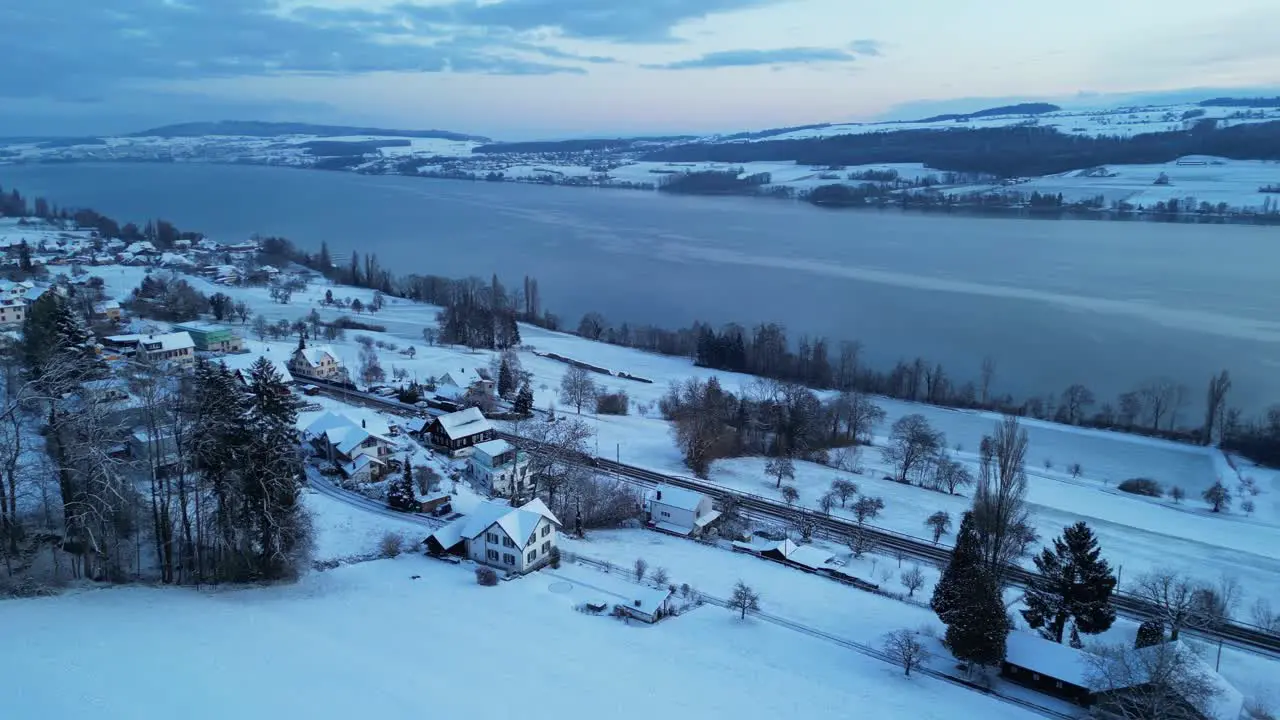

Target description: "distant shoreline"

left=7, top=155, right=1280, bottom=227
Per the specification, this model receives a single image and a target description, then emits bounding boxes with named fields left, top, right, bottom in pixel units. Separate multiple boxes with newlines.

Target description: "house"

left=467, top=439, right=533, bottom=498
left=645, top=484, right=721, bottom=536
left=0, top=279, right=35, bottom=299
left=92, top=300, right=122, bottom=322
left=217, top=353, right=294, bottom=386
left=102, top=332, right=196, bottom=365
left=73, top=378, right=147, bottom=428
left=129, top=428, right=181, bottom=474
left=288, top=344, right=341, bottom=380
left=124, top=241, right=159, bottom=257
left=0, top=298, right=25, bottom=327
left=425, top=498, right=560, bottom=575
left=402, top=417, right=430, bottom=438
left=434, top=366, right=494, bottom=401
left=428, top=407, right=495, bottom=456
left=172, top=321, right=244, bottom=353
left=303, top=411, right=394, bottom=481
left=1001, top=631, right=1094, bottom=705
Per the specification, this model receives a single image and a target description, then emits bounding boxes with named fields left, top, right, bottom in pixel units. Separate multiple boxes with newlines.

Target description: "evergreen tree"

left=388, top=460, right=417, bottom=511
left=932, top=512, right=982, bottom=624
left=1135, top=619, right=1165, bottom=648
left=317, top=241, right=333, bottom=274
left=1021, top=522, right=1117, bottom=643
left=498, top=358, right=516, bottom=399
left=242, top=358, right=311, bottom=580
left=514, top=383, right=534, bottom=416
left=943, top=569, right=1008, bottom=669
left=18, top=241, right=33, bottom=272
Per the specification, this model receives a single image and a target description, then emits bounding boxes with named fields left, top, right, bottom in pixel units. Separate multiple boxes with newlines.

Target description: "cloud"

left=644, top=46, right=856, bottom=70
left=848, top=39, right=883, bottom=57
left=0, top=0, right=592, bottom=101
left=399, top=0, right=789, bottom=44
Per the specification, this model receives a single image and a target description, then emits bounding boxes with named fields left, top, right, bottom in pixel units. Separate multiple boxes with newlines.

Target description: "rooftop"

left=435, top=407, right=493, bottom=440
left=649, top=484, right=707, bottom=513
left=1003, top=632, right=1092, bottom=688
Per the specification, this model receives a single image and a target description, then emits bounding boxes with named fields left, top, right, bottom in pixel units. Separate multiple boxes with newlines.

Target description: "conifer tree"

left=932, top=512, right=982, bottom=623
left=935, top=511, right=1009, bottom=669
left=388, top=460, right=417, bottom=511
left=498, top=357, right=515, bottom=399
left=1022, top=521, right=1117, bottom=643
left=514, top=383, right=534, bottom=416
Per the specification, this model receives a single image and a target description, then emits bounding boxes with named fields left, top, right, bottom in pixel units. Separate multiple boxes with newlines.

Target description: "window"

left=660, top=511, right=670, bottom=518
left=527, top=551, right=536, bottom=563
left=503, top=537, right=515, bottom=548
left=486, top=549, right=499, bottom=561
left=541, top=525, right=550, bottom=538
left=503, top=553, right=515, bottom=565
left=1055, top=681, right=1063, bottom=689
left=542, top=541, right=550, bottom=553
left=486, top=533, right=498, bottom=544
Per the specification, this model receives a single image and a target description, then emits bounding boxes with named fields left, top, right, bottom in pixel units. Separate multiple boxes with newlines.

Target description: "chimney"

left=361, top=419, right=367, bottom=428
left=634, top=600, right=642, bottom=607
left=656, top=490, right=662, bottom=501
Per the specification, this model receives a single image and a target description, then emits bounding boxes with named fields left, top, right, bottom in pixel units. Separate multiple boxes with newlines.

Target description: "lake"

left=3, top=162, right=1279, bottom=414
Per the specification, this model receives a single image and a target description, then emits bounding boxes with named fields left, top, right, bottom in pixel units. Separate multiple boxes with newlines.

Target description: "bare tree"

left=933, top=457, right=974, bottom=495
left=1242, top=499, right=1256, bottom=516
left=729, top=580, right=760, bottom=619
left=837, top=390, right=886, bottom=445
left=882, top=414, right=944, bottom=484
left=633, top=557, right=648, bottom=582
left=513, top=415, right=594, bottom=510
left=883, top=629, right=932, bottom=676
left=780, top=485, right=799, bottom=505
left=766, top=455, right=795, bottom=488
left=819, top=492, right=836, bottom=514
left=1139, top=378, right=1179, bottom=431
left=1060, top=384, right=1096, bottom=425
left=925, top=510, right=952, bottom=544
left=1202, top=482, right=1231, bottom=513
left=852, top=495, right=885, bottom=524
left=972, top=415, right=1035, bottom=587
left=233, top=301, right=250, bottom=324
left=1086, top=641, right=1223, bottom=720
left=558, top=366, right=596, bottom=414
left=651, top=566, right=670, bottom=587
left=848, top=526, right=877, bottom=558
left=830, top=479, right=858, bottom=507
left=1134, top=570, right=1205, bottom=641
left=1203, top=371, right=1232, bottom=445
left=1170, top=486, right=1186, bottom=504
left=900, top=565, right=926, bottom=597
left=1192, top=574, right=1242, bottom=628
left=1250, top=598, right=1279, bottom=633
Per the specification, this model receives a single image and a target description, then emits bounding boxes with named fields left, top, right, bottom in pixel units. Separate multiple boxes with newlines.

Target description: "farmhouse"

left=425, top=498, right=560, bottom=575
left=467, top=439, right=532, bottom=498
left=645, top=484, right=720, bottom=536
left=288, top=344, right=341, bottom=380
left=428, top=407, right=495, bottom=457
left=574, top=568, right=675, bottom=624
left=172, top=321, right=244, bottom=353
left=433, top=366, right=494, bottom=402
left=303, top=411, right=395, bottom=481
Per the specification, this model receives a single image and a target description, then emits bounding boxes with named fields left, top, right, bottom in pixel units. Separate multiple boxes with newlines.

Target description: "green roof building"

left=172, top=321, right=244, bottom=354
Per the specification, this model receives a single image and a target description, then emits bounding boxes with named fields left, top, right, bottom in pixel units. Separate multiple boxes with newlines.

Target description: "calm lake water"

left=4, top=162, right=1279, bottom=413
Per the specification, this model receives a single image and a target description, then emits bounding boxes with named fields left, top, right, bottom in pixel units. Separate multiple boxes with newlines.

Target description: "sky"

left=1, top=0, right=1279, bottom=139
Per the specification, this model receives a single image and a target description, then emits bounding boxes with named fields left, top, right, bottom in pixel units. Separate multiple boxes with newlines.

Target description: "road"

left=299, top=373, right=1280, bottom=657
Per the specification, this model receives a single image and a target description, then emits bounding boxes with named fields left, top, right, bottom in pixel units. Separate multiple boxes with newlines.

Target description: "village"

left=1, top=212, right=1276, bottom=720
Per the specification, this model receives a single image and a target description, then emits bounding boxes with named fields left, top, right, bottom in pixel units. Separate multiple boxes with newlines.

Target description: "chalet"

left=172, top=321, right=244, bottom=353
left=428, top=407, right=495, bottom=457
left=645, top=484, right=720, bottom=537
left=425, top=498, right=560, bottom=575
left=288, top=344, right=341, bottom=381
left=103, top=332, right=196, bottom=365
left=1001, top=632, right=1094, bottom=705
left=0, top=298, right=25, bottom=327
left=92, top=300, right=122, bottom=322
left=434, top=366, right=494, bottom=402
left=304, top=411, right=394, bottom=481
left=467, top=439, right=533, bottom=498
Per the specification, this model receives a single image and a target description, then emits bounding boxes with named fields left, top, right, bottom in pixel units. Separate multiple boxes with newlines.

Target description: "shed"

left=1001, top=631, right=1094, bottom=704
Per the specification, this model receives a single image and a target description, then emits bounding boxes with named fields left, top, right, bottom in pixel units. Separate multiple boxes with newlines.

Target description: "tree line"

left=642, top=121, right=1280, bottom=179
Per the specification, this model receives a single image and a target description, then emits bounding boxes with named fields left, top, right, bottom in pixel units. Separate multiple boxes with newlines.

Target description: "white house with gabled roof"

left=288, top=343, right=341, bottom=380
left=425, top=498, right=560, bottom=574
left=303, top=410, right=394, bottom=481
left=645, top=484, right=720, bottom=537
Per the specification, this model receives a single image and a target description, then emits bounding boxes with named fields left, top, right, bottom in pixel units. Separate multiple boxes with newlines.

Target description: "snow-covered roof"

left=1004, top=632, right=1092, bottom=687
left=403, top=417, right=429, bottom=434
left=1125, top=642, right=1244, bottom=720
left=649, top=484, right=706, bottom=513
left=439, top=367, right=483, bottom=387
left=435, top=407, right=492, bottom=440
left=734, top=538, right=832, bottom=570
left=218, top=353, right=293, bottom=384
left=303, top=411, right=392, bottom=455
left=107, top=331, right=194, bottom=353
left=429, top=498, right=560, bottom=551
left=574, top=569, right=673, bottom=618
left=341, top=453, right=385, bottom=477
left=93, top=300, right=121, bottom=312
left=125, top=241, right=157, bottom=254
left=473, top=439, right=514, bottom=459
left=296, top=345, right=338, bottom=367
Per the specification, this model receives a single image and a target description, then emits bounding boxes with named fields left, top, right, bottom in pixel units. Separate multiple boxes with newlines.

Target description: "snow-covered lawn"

left=1, top=555, right=1048, bottom=720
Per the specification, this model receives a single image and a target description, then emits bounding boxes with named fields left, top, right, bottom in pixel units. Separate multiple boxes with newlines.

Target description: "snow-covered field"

left=0, top=549, right=1049, bottom=720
